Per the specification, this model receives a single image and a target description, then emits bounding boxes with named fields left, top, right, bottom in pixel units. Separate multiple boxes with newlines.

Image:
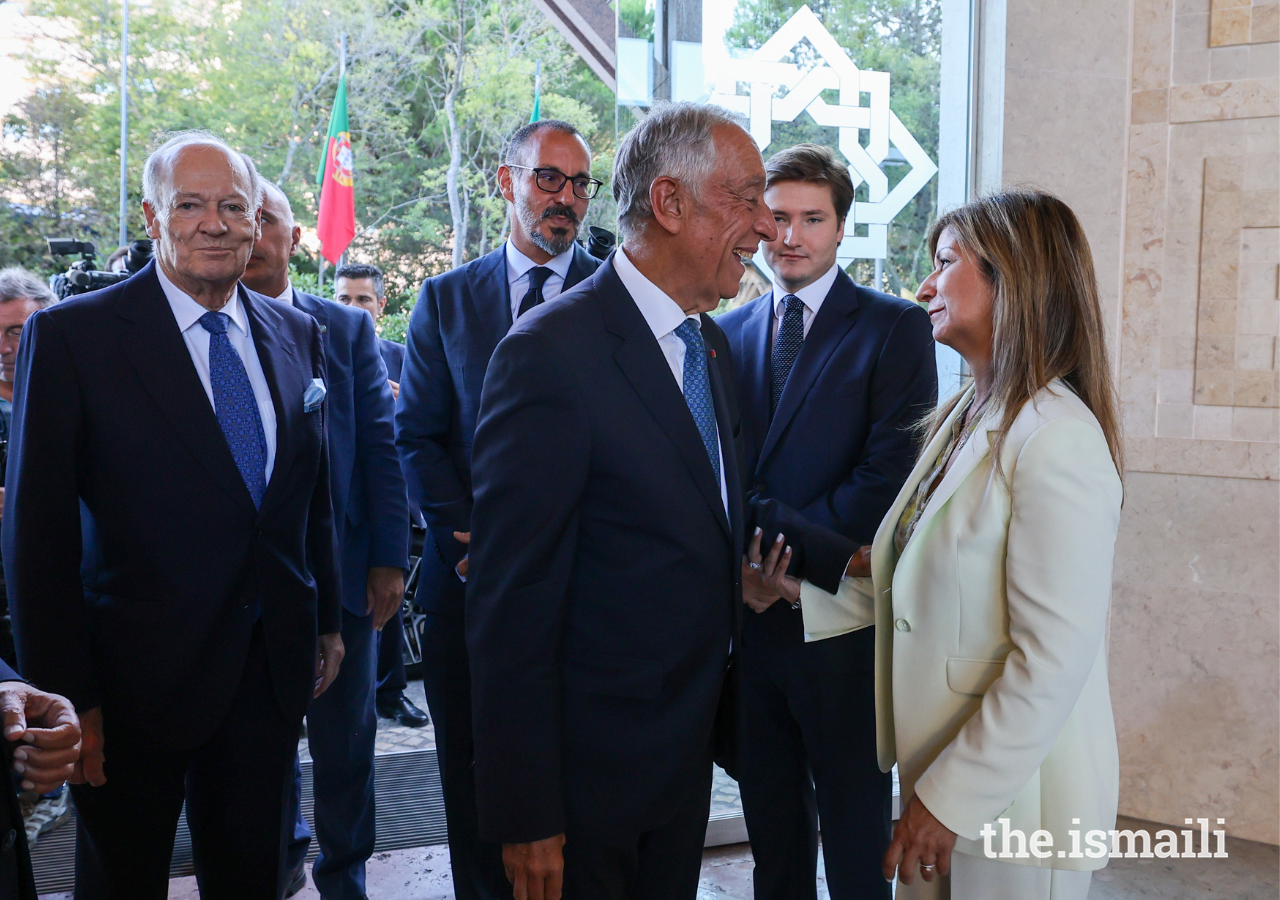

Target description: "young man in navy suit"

left=717, top=143, right=937, bottom=900
left=396, top=119, right=601, bottom=900
left=333, top=263, right=428, bottom=730
left=243, top=184, right=410, bottom=900
left=2, top=132, right=343, bottom=898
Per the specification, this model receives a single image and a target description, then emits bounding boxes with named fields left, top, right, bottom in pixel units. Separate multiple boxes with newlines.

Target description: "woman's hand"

left=882, top=794, right=957, bottom=885
left=747, top=527, right=801, bottom=606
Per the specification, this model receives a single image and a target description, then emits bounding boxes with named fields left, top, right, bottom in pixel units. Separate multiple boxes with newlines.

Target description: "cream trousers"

left=895, top=852, right=1093, bottom=900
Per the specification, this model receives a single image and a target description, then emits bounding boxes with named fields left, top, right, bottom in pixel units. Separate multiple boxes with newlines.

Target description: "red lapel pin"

left=709, top=348, right=717, bottom=358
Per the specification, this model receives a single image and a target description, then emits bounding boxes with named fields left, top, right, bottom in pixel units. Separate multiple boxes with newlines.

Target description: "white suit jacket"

left=799, top=381, right=1122, bottom=870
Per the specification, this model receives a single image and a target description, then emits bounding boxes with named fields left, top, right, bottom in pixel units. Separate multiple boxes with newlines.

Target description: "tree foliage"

left=1, top=0, right=615, bottom=311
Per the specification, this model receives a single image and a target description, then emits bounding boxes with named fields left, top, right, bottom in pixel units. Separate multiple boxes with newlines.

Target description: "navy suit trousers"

left=71, top=624, right=299, bottom=900
left=285, top=608, right=377, bottom=900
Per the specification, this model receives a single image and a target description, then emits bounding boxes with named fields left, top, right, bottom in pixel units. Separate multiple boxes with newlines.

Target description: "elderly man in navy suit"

left=242, top=182, right=409, bottom=900
left=717, top=143, right=937, bottom=900
left=467, top=101, right=777, bottom=900
left=333, top=263, right=429, bottom=731
left=2, top=131, right=343, bottom=899
left=396, top=118, right=601, bottom=899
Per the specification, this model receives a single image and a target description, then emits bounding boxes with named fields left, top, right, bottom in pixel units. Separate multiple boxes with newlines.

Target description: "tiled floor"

left=150, top=817, right=1279, bottom=900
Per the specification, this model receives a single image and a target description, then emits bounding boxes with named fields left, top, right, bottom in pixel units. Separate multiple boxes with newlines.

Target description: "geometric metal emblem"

left=707, top=5, right=937, bottom=262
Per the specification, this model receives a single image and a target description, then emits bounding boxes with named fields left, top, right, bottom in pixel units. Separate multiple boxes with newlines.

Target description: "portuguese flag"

left=316, top=75, right=356, bottom=263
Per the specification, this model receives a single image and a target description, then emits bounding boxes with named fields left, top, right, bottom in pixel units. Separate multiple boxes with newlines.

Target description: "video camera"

left=46, top=238, right=153, bottom=300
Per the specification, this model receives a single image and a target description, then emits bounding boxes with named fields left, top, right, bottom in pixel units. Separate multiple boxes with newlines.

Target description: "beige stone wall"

left=1003, top=0, right=1279, bottom=844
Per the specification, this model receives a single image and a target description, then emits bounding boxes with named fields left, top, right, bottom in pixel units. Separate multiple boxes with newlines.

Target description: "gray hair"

left=142, top=130, right=262, bottom=222
left=0, top=267, right=56, bottom=309
left=612, top=102, right=749, bottom=243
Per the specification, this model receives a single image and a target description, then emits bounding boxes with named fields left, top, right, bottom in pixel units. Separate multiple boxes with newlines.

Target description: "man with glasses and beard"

left=396, top=119, right=601, bottom=900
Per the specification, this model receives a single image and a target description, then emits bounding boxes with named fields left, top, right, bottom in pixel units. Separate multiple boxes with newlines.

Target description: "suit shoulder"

left=1007, top=383, right=1110, bottom=453
left=716, top=293, right=770, bottom=333
left=423, top=247, right=502, bottom=292
left=853, top=283, right=925, bottom=320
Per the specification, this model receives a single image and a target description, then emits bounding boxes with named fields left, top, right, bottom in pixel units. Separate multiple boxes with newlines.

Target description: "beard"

left=516, top=200, right=581, bottom=257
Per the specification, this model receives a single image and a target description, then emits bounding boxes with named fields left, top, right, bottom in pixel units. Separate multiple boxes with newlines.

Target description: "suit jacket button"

left=894, top=617, right=911, bottom=633
left=1, top=828, right=15, bottom=851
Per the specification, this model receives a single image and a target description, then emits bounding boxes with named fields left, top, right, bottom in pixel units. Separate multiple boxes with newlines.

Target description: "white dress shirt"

left=157, top=264, right=278, bottom=481
left=770, top=262, right=841, bottom=342
left=274, top=281, right=294, bottom=304
left=506, top=240, right=576, bottom=322
left=613, top=248, right=728, bottom=514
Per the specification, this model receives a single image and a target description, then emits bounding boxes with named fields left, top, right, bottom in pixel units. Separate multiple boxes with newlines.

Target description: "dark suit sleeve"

left=306, top=321, right=343, bottom=635
left=396, top=279, right=470, bottom=564
left=0, top=659, right=20, bottom=683
left=1, top=310, right=97, bottom=711
left=466, top=329, right=590, bottom=844
left=790, top=303, right=936, bottom=593
left=352, top=315, right=410, bottom=572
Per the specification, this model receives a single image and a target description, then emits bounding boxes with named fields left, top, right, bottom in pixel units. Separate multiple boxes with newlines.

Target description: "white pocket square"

left=303, top=378, right=326, bottom=413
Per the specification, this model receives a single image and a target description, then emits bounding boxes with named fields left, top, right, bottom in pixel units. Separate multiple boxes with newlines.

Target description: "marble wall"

left=1002, top=0, right=1279, bottom=844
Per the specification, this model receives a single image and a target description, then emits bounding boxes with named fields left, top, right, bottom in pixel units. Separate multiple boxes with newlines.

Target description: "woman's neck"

left=968, top=355, right=994, bottom=408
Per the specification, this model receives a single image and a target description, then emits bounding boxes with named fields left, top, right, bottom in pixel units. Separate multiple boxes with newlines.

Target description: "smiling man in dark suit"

left=396, top=118, right=600, bottom=900
left=2, top=131, right=342, bottom=899
left=243, top=182, right=409, bottom=900
left=717, top=143, right=937, bottom=900
left=466, top=101, right=777, bottom=900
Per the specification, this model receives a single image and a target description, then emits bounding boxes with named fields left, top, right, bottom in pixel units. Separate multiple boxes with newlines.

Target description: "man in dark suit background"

left=333, top=263, right=428, bottom=730
left=2, top=132, right=343, bottom=898
left=466, top=101, right=777, bottom=900
left=243, top=182, right=410, bottom=900
left=0, top=663, right=80, bottom=900
left=716, top=143, right=937, bottom=900
left=396, top=118, right=601, bottom=900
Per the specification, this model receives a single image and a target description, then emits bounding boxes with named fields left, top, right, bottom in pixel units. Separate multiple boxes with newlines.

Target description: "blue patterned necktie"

left=199, top=311, right=268, bottom=508
left=517, top=266, right=554, bottom=318
left=771, top=294, right=806, bottom=416
left=674, top=319, right=721, bottom=485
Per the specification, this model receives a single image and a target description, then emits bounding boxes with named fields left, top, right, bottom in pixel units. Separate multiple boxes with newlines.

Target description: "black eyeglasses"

left=509, top=165, right=604, bottom=200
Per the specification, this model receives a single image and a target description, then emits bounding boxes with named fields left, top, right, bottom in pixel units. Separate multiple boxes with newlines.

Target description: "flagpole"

left=118, top=0, right=129, bottom=249
left=338, top=33, right=347, bottom=270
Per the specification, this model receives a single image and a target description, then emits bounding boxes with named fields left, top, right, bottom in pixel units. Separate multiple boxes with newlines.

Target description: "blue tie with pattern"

left=674, top=319, right=721, bottom=485
left=771, top=294, right=805, bottom=416
left=199, top=311, right=268, bottom=508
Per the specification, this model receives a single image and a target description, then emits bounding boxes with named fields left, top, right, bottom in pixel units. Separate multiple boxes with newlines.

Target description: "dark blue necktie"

left=771, top=294, right=805, bottom=416
left=517, top=266, right=554, bottom=318
left=674, top=319, right=721, bottom=485
left=199, top=311, right=268, bottom=508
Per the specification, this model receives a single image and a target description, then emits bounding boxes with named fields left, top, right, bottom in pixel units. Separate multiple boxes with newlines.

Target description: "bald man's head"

left=242, top=176, right=303, bottom=297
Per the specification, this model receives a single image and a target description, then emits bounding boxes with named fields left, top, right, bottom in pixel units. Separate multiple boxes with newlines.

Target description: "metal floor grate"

left=30, top=748, right=447, bottom=895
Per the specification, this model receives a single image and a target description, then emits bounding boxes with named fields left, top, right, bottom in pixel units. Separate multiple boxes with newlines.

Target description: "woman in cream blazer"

left=751, top=190, right=1124, bottom=900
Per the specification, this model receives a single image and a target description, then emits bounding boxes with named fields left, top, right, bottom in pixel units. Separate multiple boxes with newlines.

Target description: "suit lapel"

left=116, top=264, right=257, bottom=515
left=598, top=260, right=731, bottom=538
left=243, top=287, right=302, bottom=516
left=738, top=293, right=773, bottom=470
left=467, top=247, right=512, bottom=354
left=758, top=275, right=861, bottom=468
left=565, top=245, right=598, bottom=291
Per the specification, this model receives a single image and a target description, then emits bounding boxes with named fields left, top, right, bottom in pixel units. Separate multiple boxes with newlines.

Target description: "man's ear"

left=835, top=215, right=846, bottom=245
left=289, top=224, right=303, bottom=257
left=497, top=165, right=516, bottom=204
left=648, top=176, right=686, bottom=236
left=142, top=201, right=161, bottom=240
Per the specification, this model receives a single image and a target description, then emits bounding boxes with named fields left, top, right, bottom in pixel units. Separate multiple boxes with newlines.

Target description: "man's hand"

left=882, top=794, right=957, bottom=885
left=0, top=683, right=82, bottom=792
left=453, top=531, right=471, bottom=580
left=70, top=705, right=105, bottom=787
left=315, top=632, right=345, bottom=698
left=387, top=379, right=400, bottom=401
left=503, top=833, right=565, bottom=900
left=741, top=556, right=781, bottom=613
left=748, top=527, right=801, bottom=606
left=367, top=566, right=406, bottom=632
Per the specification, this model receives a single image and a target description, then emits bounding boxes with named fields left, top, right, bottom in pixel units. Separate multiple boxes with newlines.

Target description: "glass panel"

left=615, top=0, right=946, bottom=303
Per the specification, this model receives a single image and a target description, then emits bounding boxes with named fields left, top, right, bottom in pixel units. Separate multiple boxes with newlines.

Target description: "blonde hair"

left=922, top=189, right=1123, bottom=477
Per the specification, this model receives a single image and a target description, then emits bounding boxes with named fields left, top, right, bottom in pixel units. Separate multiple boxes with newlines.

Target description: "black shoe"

left=283, top=861, right=307, bottom=898
left=376, top=692, right=430, bottom=727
